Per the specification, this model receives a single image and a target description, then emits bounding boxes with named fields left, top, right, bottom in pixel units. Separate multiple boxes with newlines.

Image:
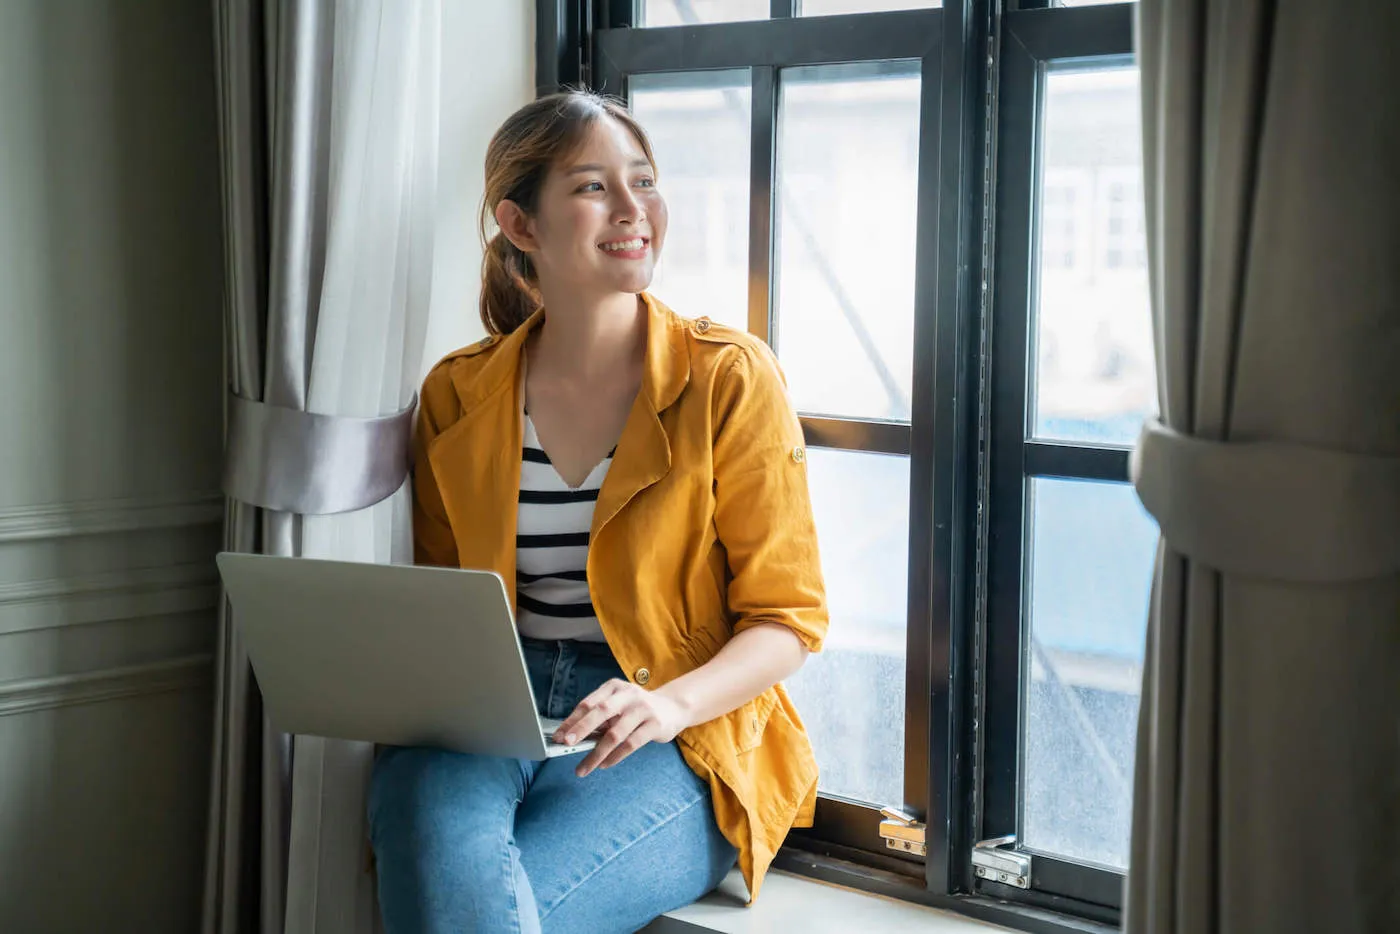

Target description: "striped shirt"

left=515, top=414, right=612, bottom=642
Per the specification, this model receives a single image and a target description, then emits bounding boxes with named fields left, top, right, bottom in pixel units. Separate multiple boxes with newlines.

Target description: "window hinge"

left=972, top=835, right=1032, bottom=889
left=878, top=806, right=926, bottom=857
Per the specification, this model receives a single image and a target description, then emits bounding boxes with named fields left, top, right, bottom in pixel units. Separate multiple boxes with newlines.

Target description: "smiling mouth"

left=598, top=237, right=649, bottom=254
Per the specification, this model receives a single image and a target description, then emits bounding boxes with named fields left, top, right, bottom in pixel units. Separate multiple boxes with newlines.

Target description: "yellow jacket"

left=411, top=293, right=828, bottom=900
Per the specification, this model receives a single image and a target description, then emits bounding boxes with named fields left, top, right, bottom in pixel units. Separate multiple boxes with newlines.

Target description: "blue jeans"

left=368, top=638, right=738, bottom=933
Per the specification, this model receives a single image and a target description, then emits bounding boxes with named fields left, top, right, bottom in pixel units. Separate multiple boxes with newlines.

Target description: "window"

left=774, top=62, right=921, bottom=422
left=1033, top=65, right=1154, bottom=447
left=541, top=1, right=1151, bottom=930
left=630, top=70, right=752, bottom=331
left=639, top=0, right=768, bottom=26
left=987, top=5, right=1152, bottom=920
left=800, top=0, right=942, bottom=15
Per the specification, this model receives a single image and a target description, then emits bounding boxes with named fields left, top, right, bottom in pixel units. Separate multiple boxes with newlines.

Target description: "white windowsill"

left=644, top=868, right=1016, bottom=934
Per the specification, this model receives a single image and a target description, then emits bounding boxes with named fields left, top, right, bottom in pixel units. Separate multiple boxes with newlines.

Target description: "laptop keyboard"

left=539, top=717, right=601, bottom=746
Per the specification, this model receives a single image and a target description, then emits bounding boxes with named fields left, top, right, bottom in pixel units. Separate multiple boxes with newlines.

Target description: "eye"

left=576, top=181, right=604, bottom=193
left=634, top=176, right=656, bottom=189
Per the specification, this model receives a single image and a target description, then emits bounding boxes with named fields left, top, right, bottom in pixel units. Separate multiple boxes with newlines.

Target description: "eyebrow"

left=565, top=160, right=653, bottom=175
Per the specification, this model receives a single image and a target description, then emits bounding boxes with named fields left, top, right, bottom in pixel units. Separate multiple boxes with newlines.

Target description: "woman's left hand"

left=554, top=679, right=690, bottom=777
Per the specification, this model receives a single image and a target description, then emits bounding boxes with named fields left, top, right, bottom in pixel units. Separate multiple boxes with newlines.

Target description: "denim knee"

left=368, top=746, right=438, bottom=834
left=369, top=747, right=529, bottom=846
left=370, top=747, right=542, bottom=934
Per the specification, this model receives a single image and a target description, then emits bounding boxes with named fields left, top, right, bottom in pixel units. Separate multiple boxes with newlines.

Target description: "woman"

left=368, top=90, right=828, bottom=934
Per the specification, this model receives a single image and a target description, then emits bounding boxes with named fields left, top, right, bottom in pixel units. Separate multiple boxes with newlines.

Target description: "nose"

left=611, top=187, right=645, bottom=226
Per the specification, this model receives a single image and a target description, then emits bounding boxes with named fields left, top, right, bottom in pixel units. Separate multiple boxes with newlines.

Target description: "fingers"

left=553, top=679, right=662, bottom=777
left=596, top=721, right=653, bottom=770
left=577, top=709, right=646, bottom=777
left=554, top=679, right=626, bottom=744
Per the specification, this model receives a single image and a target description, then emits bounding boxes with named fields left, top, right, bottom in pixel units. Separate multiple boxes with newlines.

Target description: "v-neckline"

left=523, top=412, right=615, bottom=492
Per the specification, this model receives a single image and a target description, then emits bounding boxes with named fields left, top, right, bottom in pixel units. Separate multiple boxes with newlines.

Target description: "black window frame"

left=536, top=3, right=1141, bottom=932
left=981, top=3, right=1138, bottom=924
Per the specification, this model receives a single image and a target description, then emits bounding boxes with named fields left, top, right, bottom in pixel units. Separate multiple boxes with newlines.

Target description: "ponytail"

left=479, top=230, right=540, bottom=336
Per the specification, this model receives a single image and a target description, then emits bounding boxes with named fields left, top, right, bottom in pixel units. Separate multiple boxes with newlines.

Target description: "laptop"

left=214, top=552, right=598, bottom=760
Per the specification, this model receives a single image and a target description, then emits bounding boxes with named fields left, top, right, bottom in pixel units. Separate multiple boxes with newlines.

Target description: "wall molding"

left=0, top=563, right=221, bottom=636
left=0, top=653, right=213, bottom=718
left=0, top=492, right=224, bottom=543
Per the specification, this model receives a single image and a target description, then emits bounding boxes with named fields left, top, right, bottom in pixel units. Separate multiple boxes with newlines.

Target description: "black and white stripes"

left=515, top=415, right=611, bottom=642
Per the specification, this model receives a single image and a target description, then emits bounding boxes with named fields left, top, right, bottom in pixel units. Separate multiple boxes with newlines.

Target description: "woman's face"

left=502, top=117, right=667, bottom=300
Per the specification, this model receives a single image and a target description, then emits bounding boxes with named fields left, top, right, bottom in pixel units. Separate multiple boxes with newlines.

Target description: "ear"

left=495, top=199, right=539, bottom=254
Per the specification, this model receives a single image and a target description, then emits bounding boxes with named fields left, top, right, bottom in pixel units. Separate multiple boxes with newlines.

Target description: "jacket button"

left=791, top=446, right=806, bottom=464
left=634, top=667, right=651, bottom=686
left=694, top=317, right=711, bottom=334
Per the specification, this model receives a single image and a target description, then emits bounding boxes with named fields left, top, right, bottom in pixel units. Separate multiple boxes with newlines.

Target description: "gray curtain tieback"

left=222, top=391, right=417, bottom=515
left=1131, top=418, right=1400, bottom=582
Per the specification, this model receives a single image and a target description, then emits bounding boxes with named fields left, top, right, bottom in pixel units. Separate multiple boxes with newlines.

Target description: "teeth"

left=601, top=239, right=645, bottom=252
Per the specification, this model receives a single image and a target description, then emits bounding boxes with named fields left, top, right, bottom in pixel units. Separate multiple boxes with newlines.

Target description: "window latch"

left=971, top=835, right=1032, bottom=889
left=878, top=806, right=926, bottom=856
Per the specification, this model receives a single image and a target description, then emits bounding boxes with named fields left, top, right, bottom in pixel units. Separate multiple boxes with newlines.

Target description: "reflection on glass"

left=1022, top=477, right=1157, bottom=868
left=784, top=448, right=909, bottom=806
left=800, top=0, right=940, bottom=14
left=631, top=72, right=752, bottom=331
left=642, top=0, right=767, bottom=26
left=1033, top=64, right=1156, bottom=447
left=774, top=63, right=921, bottom=421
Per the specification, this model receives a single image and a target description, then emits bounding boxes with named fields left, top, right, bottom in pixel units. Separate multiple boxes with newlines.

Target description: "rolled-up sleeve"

left=711, top=345, right=829, bottom=652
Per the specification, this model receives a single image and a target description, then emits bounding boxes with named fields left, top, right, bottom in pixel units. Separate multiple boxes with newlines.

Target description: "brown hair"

left=479, top=90, right=657, bottom=336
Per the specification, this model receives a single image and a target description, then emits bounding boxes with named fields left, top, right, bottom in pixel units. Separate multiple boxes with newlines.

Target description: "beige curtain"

left=1128, top=2, right=1400, bottom=932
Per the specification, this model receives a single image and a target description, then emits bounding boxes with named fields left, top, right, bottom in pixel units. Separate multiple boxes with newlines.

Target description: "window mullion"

left=800, top=417, right=910, bottom=456
left=747, top=66, right=777, bottom=344
left=981, top=20, right=1040, bottom=873
left=1023, top=442, right=1129, bottom=483
left=918, top=0, right=981, bottom=898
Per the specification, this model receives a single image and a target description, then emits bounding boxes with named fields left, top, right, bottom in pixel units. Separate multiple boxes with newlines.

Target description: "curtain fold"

left=205, top=2, right=440, bottom=931
left=1129, top=3, right=1400, bottom=932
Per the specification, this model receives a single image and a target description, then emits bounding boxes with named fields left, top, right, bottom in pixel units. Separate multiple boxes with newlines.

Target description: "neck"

left=530, top=288, right=646, bottom=380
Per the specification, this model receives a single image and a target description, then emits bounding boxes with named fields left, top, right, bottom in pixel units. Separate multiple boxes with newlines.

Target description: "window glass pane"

left=774, top=62, right=921, bottom=421
left=631, top=71, right=751, bottom=332
left=1022, top=477, right=1157, bottom=868
left=800, top=0, right=940, bottom=14
left=1033, top=63, right=1156, bottom=447
left=784, top=448, right=908, bottom=806
left=641, top=0, right=767, bottom=26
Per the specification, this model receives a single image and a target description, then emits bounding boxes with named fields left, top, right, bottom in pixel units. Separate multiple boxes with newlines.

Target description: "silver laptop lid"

left=215, top=553, right=551, bottom=759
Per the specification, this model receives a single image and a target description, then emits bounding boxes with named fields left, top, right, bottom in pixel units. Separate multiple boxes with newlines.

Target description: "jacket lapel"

left=591, top=294, right=689, bottom=539
left=426, top=311, right=539, bottom=611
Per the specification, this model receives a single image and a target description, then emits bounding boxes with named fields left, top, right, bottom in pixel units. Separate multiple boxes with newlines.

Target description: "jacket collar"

left=430, top=294, right=691, bottom=590
left=447, top=292, right=689, bottom=420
